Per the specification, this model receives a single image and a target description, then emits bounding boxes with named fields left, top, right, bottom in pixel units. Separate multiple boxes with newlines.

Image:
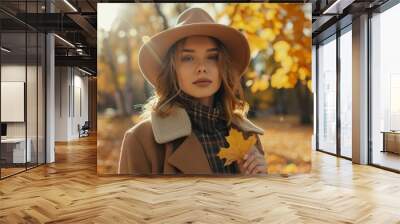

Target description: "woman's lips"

left=193, top=79, right=212, bottom=87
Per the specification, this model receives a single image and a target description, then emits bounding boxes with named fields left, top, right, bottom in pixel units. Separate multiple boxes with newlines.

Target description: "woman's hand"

left=238, top=145, right=266, bottom=175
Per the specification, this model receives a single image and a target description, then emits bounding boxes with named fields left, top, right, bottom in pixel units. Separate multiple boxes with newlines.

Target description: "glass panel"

left=0, top=1, right=46, bottom=178
left=38, top=32, right=45, bottom=165
left=317, top=36, right=337, bottom=154
left=27, top=30, right=38, bottom=169
left=27, top=0, right=39, bottom=169
left=1, top=30, right=27, bottom=177
left=371, top=4, right=400, bottom=171
left=339, top=29, right=352, bottom=158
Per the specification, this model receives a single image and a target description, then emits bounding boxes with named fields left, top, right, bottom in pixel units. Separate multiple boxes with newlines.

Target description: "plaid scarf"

left=176, top=91, right=239, bottom=174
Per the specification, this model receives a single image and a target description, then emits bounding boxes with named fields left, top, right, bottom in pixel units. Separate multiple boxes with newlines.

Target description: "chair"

left=78, top=121, right=90, bottom=138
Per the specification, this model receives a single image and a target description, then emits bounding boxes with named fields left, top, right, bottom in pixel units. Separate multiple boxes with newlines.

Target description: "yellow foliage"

left=217, top=128, right=257, bottom=166
left=217, top=4, right=312, bottom=92
left=290, top=63, right=299, bottom=72
left=250, top=78, right=269, bottom=93
left=246, top=34, right=268, bottom=56
left=224, top=4, right=236, bottom=15
left=281, top=56, right=293, bottom=71
left=273, top=41, right=290, bottom=63
left=298, top=67, right=310, bottom=81
left=249, top=3, right=261, bottom=11
left=267, top=163, right=284, bottom=174
left=288, top=72, right=298, bottom=87
left=246, top=71, right=257, bottom=79
left=260, top=29, right=276, bottom=42
left=271, top=68, right=290, bottom=89
left=281, top=163, right=298, bottom=174
left=307, top=80, right=313, bottom=92
left=249, top=18, right=264, bottom=33
left=273, top=20, right=283, bottom=31
left=265, top=9, right=277, bottom=20
left=273, top=40, right=290, bottom=54
left=266, top=153, right=287, bottom=164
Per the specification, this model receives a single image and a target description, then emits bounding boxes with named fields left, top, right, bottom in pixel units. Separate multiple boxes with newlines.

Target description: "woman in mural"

left=118, top=7, right=266, bottom=175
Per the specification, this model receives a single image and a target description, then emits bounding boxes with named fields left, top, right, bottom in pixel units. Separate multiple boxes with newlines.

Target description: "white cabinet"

left=1, top=138, right=32, bottom=163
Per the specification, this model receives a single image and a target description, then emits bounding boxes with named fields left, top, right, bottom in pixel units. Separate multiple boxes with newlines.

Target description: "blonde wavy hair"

left=140, top=36, right=249, bottom=124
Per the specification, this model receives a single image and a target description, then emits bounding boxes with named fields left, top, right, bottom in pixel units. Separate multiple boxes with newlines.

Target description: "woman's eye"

left=181, top=56, right=193, bottom=62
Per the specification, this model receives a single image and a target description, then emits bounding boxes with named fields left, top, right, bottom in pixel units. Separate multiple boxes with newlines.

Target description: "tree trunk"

left=103, top=37, right=128, bottom=116
left=124, top=37, right=134, bottom=114
left=155, top=4, right=169, bottom=29
left=295, top=81, right=312, bottom=124
left=274, top=88, right=288, bottom=116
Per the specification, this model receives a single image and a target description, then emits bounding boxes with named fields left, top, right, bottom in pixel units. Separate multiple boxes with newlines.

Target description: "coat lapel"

left=167, top=132, right=213, bottom=174
left=151, top=105, right=264, bottom=174
left=151, top=107, right=191, bottom=144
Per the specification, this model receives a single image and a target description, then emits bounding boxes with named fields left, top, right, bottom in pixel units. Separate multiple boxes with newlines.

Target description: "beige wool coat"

left=118, top=106, right=265, bottom=175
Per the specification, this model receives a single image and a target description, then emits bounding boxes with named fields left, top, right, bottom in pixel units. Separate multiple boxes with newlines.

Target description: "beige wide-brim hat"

left=138, top=7, right=251, bottom=88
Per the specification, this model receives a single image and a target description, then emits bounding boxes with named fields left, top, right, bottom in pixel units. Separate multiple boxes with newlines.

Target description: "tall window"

left=339, top=28, right=352, bottom=158
left=317, top=36, right=337, bottom=154
left=371, top=3, right=400, bottom=171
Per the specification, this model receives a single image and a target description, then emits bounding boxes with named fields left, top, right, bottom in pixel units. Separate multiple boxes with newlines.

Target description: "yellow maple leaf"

left=217, top=128, right=257, bottom=166
left=281, top=163, right=298, bottom=175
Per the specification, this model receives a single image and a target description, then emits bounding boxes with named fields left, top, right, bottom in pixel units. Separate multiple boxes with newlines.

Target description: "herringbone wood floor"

left=1, top=134, right=400, bottom=224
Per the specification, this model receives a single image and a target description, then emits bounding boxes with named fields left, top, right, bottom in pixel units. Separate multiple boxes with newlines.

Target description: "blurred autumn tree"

left=98, top=4, right=163, bottom=116
left=217, top=3, right=312, bottom=124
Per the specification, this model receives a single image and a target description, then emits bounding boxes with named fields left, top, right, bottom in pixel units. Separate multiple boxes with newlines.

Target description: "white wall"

left=1, top=65, right=32, bottom=138
left=54, top=67, right=89, bottom=141
left=55, top=67, right=69, bottom=141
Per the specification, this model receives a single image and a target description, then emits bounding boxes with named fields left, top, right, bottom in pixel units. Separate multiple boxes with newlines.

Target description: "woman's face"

left=175, top=36, right=222, bottom=106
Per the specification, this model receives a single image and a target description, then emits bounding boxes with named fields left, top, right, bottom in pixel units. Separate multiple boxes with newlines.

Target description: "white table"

left=1, top=138, right=32, bottom=163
